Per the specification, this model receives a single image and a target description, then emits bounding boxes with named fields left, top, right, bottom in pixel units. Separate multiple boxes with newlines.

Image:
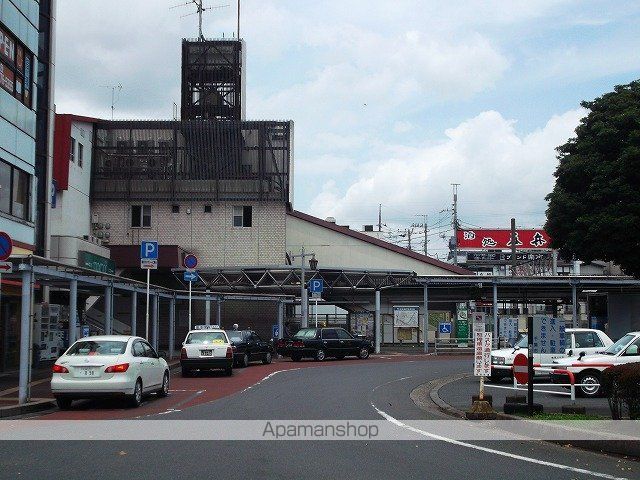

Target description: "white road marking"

left=238, top=368, right=301, bottom=394
left=371, top=403, right=627, bottom=480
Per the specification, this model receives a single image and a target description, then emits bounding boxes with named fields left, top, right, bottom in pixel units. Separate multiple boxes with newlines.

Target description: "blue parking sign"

left=140, top=241, right=158, bottom=260
left=272, top=324, right=280, bottom=339
left=309, top=279, right=324, bottom=293
left=439, top=322, right=452, bottom=334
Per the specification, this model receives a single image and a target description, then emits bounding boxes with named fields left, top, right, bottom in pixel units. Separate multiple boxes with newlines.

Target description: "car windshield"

left=603, top=334, right=636, bottom=355
left=226, top=331, right=244, bottom=343
left=294, top=328, right=318, bottom=339
left=66, top=340, right=127, bottom=356
left=186, top=332, right=227, bottom=345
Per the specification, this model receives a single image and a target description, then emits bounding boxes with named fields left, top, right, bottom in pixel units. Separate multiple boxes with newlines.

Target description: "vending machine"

left=34, top=304, right=68, bottom=361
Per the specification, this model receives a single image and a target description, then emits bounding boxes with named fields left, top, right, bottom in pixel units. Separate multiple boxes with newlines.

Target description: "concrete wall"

left=91, top=201, right=286, bottom=267
left=607, top=294, right=640, bottom=340
left=50, top=120, right=93, bottom=238
left=286, top=215, right=458, bottom=275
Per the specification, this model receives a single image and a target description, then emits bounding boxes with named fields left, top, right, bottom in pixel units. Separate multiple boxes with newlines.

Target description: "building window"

left=233, top=205, right=252, bottom=227
left=0, top=160, right=31, bottom=221
left=172, top=205, right=180, bottom=214
left=70, top=137, right=75, bottom=162
left=131, top=205, right=151, bottom=228
left=78, top=143, right=83, bottom=168
left=204, top=205, right=212, bottom=213
left=0, top=24, right=33, bottom=108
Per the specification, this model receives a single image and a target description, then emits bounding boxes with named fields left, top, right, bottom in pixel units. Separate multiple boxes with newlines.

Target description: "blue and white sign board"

left=439, top=322, right=452, bottom=334
left=184, top=254, right=198, bottom=270
left=499, top=317, right=519, bottom=345
left=184, top=270, right=198, bottom=283
left=182, top=270, right=198, bottom=282
left=141, top=241, right=158, bottom=259
left=272, top=324, right=280, bottom=339
left=140, top=241, right=158, bottom=270
left=81, top=325, right=90, bottom=338
left=309, top=279, right=324, bottom=293
left=532, top=315, right=566, bottom=354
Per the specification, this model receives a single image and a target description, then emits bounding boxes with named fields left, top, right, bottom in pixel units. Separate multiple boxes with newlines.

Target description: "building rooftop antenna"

left=99, top=83, right=122, bottom=120
left=171, top=0, right=230, bottom=41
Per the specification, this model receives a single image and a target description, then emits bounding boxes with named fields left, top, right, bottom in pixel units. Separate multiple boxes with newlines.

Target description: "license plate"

left=79, top=367, right=97, bottom=376
left=200, top=350, right=213, bottom=356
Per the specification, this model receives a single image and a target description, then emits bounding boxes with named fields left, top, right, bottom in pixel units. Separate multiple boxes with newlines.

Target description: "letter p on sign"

left=140, top=241, right=158, bottom=260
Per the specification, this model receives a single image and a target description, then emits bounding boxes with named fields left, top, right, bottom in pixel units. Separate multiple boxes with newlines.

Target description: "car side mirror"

left=578, top=351, right=586, bottom=360
left=567, top=349, right=573, bottom=357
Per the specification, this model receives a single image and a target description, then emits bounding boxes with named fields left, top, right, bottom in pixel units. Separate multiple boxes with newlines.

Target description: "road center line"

left=370, top=403, right=627, bottom=480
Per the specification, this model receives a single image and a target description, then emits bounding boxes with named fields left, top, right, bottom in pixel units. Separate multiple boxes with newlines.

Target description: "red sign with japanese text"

left=457, top=229, right=551, bottom=250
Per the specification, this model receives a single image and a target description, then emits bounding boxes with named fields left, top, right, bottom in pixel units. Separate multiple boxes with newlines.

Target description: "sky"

left=54, top=0, right=640, bottom=258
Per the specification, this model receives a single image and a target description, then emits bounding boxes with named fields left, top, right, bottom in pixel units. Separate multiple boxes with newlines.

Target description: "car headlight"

left=491, top=356, right=505, bottom=365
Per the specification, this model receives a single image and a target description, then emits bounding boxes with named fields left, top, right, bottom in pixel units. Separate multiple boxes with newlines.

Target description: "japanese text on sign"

left=473, top=331, right=492, bottom=376
left=532, top=315, right=566, bottom=355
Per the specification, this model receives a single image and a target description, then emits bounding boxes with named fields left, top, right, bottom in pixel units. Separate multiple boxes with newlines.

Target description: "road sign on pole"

left=0, top=262, right=12, bottom=273
left=0, top=232, right=13, bottom=261
left=309, top=279, right=324, bottom=294
left=183, top=271, right=198, bottom=282
left=183, top=254, right=198, bottom=270
left=473, top=331, right=492, bottom=377
left=141, top=241, right=159, bottom=341
left=513, top=352, right=529, bottom=384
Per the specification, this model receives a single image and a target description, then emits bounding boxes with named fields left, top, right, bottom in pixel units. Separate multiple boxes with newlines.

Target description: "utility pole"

left=413, top=215, right=428, bottom=256
left=452, top=184, right=460, bottom=266
left=407, top=228, right=412, bottom=251
left=378, top=204, right=382, bottom=232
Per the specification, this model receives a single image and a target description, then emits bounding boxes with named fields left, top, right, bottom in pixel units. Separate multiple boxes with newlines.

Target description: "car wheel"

left=357, top=347, right=370, bottom=360
left=577, top=372, right=601, bottom=397
left=291, top=354, right=302, bottom=362
left=181, top=367, right=191, bottom=377
left=262, top=352, right=273, bottom=365
left=224, top=367, right=233, bottom=376
left=158, top=371, right=169, bottom=397
left=55, top=397, right=72, bottom=410
left=315, top=349, right=326, bottom=361
left=241, top=353, right=249, bottom=368
left=128, top=379, right=143, bottom=408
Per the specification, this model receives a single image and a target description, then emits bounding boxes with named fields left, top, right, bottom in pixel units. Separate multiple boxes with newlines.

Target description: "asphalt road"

left=0, top=357, right=638, bottom=480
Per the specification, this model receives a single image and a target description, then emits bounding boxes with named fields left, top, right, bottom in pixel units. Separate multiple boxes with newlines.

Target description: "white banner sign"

left=473, top=331, right=492, bottom=377
left=532, top=315, right=566, bottom=354
left=393, top=306, right=419, bottom=327
left=499, top=317, right=519, bottom=344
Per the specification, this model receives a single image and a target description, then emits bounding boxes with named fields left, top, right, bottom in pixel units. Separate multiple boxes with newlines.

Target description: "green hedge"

left=601, top=363, right=640, bottom=419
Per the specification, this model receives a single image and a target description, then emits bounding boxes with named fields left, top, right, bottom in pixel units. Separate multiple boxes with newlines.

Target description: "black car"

left=276, top=327, right=373, bottom=362
left=225, top=330, right=274, bottom=367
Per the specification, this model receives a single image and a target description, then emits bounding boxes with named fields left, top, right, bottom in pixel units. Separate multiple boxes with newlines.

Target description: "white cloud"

left=309, top=108, right=587, bottom=231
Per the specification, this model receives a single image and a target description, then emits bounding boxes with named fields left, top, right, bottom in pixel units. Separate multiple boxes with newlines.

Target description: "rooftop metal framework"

left=181, top=39, right=243, bottom=121
left=92, top=119, right=292, bottom=202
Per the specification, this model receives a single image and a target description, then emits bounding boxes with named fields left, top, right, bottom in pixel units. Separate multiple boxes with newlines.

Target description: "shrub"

left=601, top=363, right=640, bottom=419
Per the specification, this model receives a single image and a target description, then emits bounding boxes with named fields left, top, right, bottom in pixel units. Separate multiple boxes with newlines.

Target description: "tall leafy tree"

left=546, top=80, right=640, bottom=277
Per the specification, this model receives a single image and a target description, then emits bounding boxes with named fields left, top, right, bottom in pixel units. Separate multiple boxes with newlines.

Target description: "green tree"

left=545, top=80, right=640, bottom=277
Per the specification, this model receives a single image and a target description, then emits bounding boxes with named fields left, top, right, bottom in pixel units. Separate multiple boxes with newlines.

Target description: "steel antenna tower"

left=171, top=0, right=230, bottom=40
left=99, top=83, right=122, bottom=120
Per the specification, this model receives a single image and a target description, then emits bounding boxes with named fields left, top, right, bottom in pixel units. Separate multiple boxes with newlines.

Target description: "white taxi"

left=489, top=328, right=612, bottom=381
left=51, top=335, right=169, bottom=409
left=180, top=326, right=233, bottom=377
left=552, top=331, right=640, bottom=397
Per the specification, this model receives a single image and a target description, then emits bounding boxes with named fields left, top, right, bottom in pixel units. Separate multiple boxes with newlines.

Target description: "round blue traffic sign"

left=0, top=232, right=13, bottom=261
left=183, top=254, right=198, bottom=269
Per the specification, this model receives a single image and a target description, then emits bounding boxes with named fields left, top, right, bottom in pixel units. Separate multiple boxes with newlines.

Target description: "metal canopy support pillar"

left=572, top=283, right=578, bottom=328
left=168, top=295, right=176, bottom=359
left=69, top=279, right=78, bottom=346
left=104, top=285, right=112, bottom=335
left=217, top=297, right=222, bottom=327
left=375, top=289, right=381, bottom=354
left=131, top=291, right=137, bottom=336
left=277, top=301, right=284, bottom=340
left=423, top=283, right=429, bottom=353
left=18, top=269, right=32, bottom=405
left=152, top=293, right=159, bottom=351
left=205, top=289, right=211, bottom=325
left=492, top=281, right=498, bottom=341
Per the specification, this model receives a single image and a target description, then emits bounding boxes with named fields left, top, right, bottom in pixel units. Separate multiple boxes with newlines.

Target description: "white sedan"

left=51, top=335, right=170, bottom=409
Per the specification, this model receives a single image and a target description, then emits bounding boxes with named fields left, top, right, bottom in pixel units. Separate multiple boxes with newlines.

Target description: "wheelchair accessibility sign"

left=439, top=322, right=452, bottom=334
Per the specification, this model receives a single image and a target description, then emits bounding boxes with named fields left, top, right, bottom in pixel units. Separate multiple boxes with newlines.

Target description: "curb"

left=0, top=399, right=56, bottom=418
left=414, top=374, right=640, bottom=459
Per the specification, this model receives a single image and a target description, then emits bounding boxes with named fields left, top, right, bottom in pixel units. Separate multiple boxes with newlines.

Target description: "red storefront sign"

left=457, top=229, right=551, bottom=250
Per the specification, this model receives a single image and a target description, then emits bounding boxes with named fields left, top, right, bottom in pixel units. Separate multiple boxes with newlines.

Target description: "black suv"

left=276, top=327, right=373, bottom=362
left=225, top=330, right=274, bottom=367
